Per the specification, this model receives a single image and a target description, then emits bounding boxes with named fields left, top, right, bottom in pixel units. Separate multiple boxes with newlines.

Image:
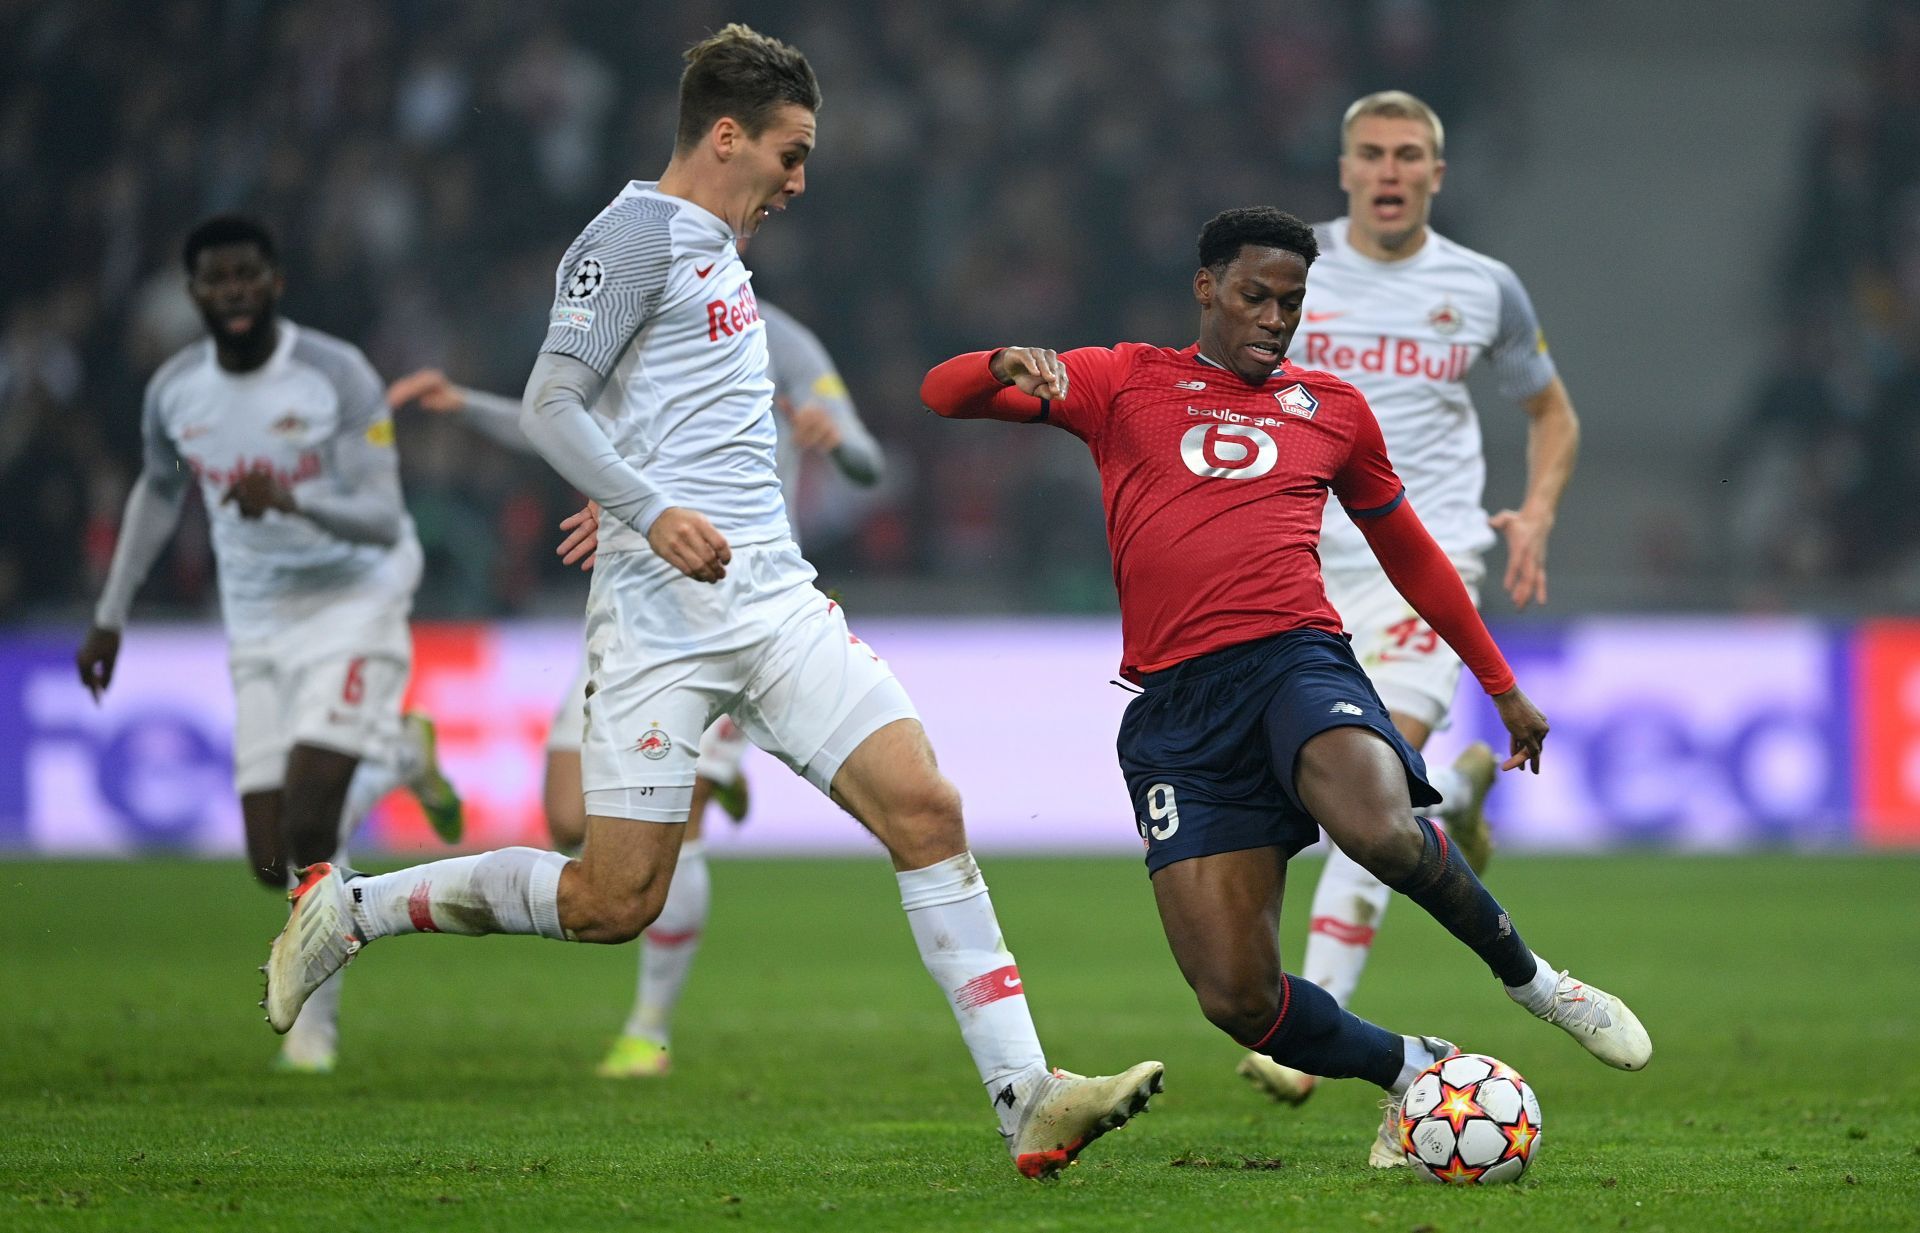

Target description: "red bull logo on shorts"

left=634, top=727, right=673, bottom=760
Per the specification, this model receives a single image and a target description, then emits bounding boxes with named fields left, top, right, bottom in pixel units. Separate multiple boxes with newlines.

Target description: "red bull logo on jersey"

left=706, top=282, right=761, bottom=341
left=634, top=726, right=673, bottom=760
left=185, top=451, right=322, bottom=492
left=1299, top=334, right=1473, bottom=383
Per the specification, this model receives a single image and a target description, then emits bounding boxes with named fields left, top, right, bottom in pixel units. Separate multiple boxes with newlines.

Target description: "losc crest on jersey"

left=1273, top=383, right=1319, bottom=419
left=564, top=258, right=605, bottom=300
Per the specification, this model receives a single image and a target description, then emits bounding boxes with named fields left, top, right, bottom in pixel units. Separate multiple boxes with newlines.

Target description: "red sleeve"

left=1328, top=391, right=1405, bottom=516
left=1355, top=500, right=1516, bottom=696
left=920, top=347, right=1131, bottom=441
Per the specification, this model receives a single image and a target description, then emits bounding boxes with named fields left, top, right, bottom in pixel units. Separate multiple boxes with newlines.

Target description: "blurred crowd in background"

left=1726, top=1, right=1920, bottom=606
left=3, top=0, right=1914, bottom=622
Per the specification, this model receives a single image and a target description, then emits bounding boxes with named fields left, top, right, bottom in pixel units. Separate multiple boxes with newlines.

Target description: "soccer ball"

left=1398, top=1053, right=1542, bottom=1184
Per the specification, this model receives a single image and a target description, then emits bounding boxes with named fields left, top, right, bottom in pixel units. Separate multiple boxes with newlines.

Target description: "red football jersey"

left=929, top=343, right=1406, bottom=679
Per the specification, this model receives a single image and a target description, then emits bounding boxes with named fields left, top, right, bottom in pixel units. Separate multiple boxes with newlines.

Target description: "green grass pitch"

left=3, top=853, right=1916, bottom=1231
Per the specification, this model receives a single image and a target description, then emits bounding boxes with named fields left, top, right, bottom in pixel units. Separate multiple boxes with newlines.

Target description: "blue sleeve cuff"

left=1344, top=488, right=1406, bottom=520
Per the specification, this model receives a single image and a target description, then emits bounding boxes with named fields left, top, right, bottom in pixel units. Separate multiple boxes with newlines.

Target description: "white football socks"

left=1393, top=1034, right=1443, bottom=1094
left=898, top=852, right=1049, bottom=1137
left=348, top=847, right=569, bottom=942
left=1301, top=844, right=1393, bottom=1009
left=1427, top=765, right=1468, bottom=816
left=623, top=840, right=711, bottom=1045
left=1504, top=952, right=1558, bottom=1014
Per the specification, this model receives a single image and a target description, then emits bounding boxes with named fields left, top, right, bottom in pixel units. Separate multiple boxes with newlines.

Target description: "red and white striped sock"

left=623, top=840, right=710, bottom=1044
left=1302, top=844, right=1393, bottom=1009
left=898, top=852, right=1048, bottom=1137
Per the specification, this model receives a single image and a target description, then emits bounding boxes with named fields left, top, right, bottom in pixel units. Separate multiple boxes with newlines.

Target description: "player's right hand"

left=557, top=502, right=600, bottom=571
left=1491, top=685, right=1549, bottom=774
left=385, top=368, right=465, bottom=413
left=648, top=507, right=731, bottom=583
left=991, top=347, right=1070, bottom=401
left=76, top=626, right=121, bottom=702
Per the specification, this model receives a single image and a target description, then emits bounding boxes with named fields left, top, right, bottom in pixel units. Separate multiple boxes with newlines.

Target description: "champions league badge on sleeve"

left=1273, top=384, right=1320, bottom=419
left=565, top=258, right=605, bottom=300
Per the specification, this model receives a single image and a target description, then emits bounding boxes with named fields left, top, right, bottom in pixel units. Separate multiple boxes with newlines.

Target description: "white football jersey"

left=539, top=181, right=788, bottom=555
left=1290, top=219, right=1558, bottom=573
left=142, top=321, right=419, bottom=643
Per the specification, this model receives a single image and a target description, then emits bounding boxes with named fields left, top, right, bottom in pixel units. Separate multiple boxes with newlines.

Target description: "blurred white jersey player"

left=1240, top=92, right=1582, bottom=1104
left=387, top=295, right=884, bottom=1077
left=76, top=215, right=463, bottom=1075
left=271, top=26, right=1160, bottom=1180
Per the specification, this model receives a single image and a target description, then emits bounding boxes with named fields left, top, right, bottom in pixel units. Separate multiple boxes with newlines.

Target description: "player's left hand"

left=1491, top=685, right=1549, bottom=773
left=223, top=468, right=296, bottom=519
left=557, top=502, right=600, bottom=571
left=783, top=399, right=843, bottom=453
left=1488, top=506, right=1552, bottom=610
left=386, top=367, right=465, bottom=413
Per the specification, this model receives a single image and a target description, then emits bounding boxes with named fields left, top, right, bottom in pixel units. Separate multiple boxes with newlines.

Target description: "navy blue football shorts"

left=1117, top=628, right=1441, bottom=875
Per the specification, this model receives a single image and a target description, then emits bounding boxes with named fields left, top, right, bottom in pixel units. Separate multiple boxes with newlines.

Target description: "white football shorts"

left=580, top=539, right=916, bottom=822
left=548, top=657, right=751, bottom=787
left=227, top=589, right=413, bottom=795
left=1325, top=559, right=1484, bottom=731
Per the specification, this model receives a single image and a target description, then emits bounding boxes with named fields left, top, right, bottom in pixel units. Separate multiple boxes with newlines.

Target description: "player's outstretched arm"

left=388, top=368, right=534, bottom=454
left=1354, top=499, right=1546, bottom=771
left=920, top=348, right=1067, bottom=419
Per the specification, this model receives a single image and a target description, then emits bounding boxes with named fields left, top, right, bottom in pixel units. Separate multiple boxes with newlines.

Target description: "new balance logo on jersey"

left=1174, top=378, right=1207, bottom=391
left=1330, top=701, right=1364, bottom=716
left=706, top=283, right=761, bottom=341
left=1300, top=334, right=1472, bottom=382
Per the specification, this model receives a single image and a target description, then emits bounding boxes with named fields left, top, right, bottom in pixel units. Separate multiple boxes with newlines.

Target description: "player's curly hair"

left=1197, top=207, right=1318, bottom=272
left=182, top=214, right=277, bottom=273
left=676, top=23, right=821, bottom=152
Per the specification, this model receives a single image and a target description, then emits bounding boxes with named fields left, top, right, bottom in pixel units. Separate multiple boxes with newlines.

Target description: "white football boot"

left=1236, top=1052, right=1317, bottom=1105
left=263, top=863, right=363, bottom=1034
left=1007, top=1061, right=1164, bottom=1179
left=1512, top=959, right=1653, bottom=1070
left=1371, top=1036, right=1457, bottom=1168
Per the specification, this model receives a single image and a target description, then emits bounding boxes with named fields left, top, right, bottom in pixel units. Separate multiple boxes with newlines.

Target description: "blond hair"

left=1341, top=90, right=1444, bottom=158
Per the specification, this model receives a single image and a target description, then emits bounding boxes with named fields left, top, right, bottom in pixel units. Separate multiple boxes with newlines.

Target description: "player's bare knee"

left=1340, top=813, right=1423, bottom=884
left=1194, top=983, right=1281, bottom=1045
left=884, top=776, right=967, bottom=866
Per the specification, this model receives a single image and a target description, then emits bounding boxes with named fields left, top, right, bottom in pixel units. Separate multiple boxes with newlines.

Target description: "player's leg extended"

left=1297, top=726, right=1650, bottom=1070
left=601, top=773, right=715, bottom=1078
left=828, top=716, right=1161, bottom=1178
left=1153, top=847, right=1436, bottom=1089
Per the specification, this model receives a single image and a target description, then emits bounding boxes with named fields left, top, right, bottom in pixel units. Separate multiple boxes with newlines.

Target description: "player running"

left=1236, top=91, right=1586, bottom=1109
left=76, top=215, right=464, bottom=1075
left=920, top=206, right=1647, bottom=1166
left=264, top=25, right=1160, bottom=1179
left=386, top=293, right=884, bottom=1078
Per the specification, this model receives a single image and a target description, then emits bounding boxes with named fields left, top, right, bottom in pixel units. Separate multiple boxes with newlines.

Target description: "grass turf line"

left=2, top=854, right=1916, bottom=1232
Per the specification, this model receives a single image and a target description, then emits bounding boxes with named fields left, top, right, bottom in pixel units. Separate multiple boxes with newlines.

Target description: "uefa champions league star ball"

left=1397, top=1053, right=1542, bottom=1184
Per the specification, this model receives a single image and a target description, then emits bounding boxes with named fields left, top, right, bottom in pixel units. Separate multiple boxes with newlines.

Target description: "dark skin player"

left=76, top=237, right=360, bottom=890
left=994, top=243, right=1550, bottom=1046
